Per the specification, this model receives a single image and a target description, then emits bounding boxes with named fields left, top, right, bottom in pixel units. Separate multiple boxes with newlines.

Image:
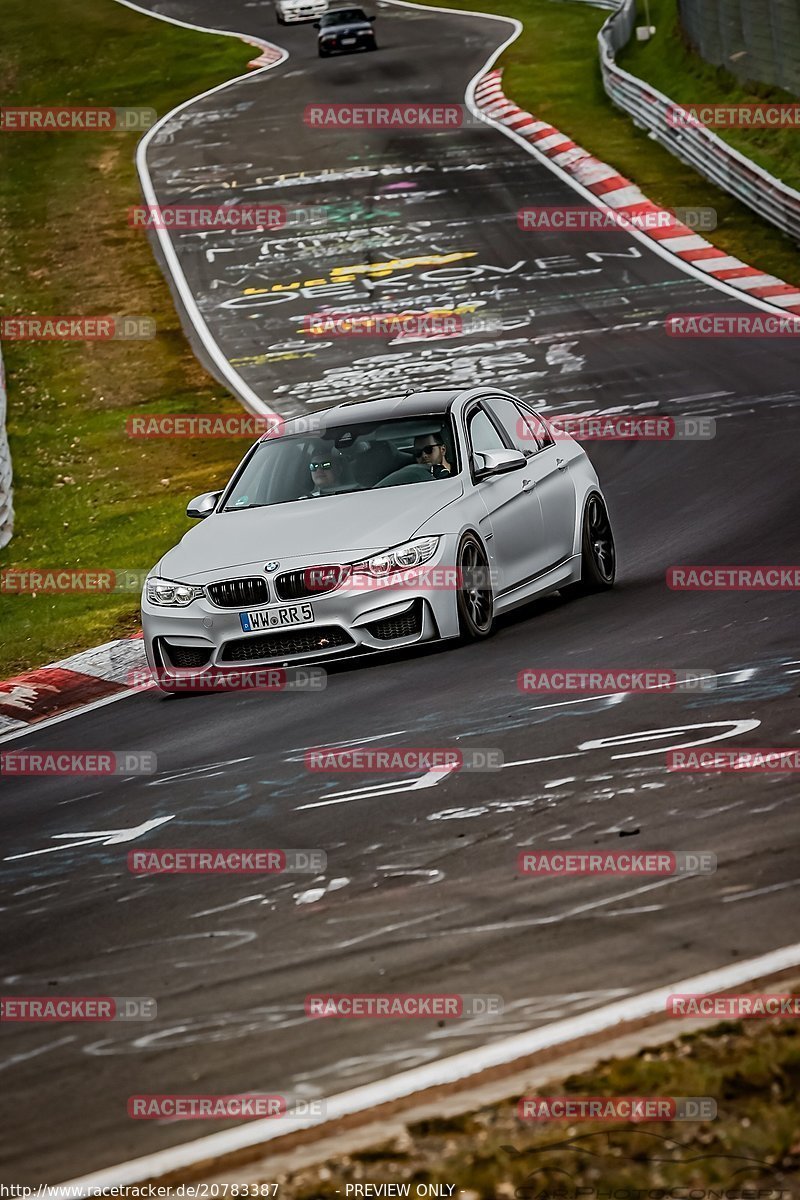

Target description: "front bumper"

left=281, top=6, right=327, bottom=20
left=141, top=552, right=460, bottom=683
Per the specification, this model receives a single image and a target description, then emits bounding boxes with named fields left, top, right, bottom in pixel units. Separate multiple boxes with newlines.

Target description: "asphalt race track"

left=2, top=0, right=800, bottom=1183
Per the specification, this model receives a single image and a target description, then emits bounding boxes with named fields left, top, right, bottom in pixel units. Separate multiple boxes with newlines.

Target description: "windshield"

left=223, top=414, right=458, bottom=512
left=320, top=8, right=367, bottom=23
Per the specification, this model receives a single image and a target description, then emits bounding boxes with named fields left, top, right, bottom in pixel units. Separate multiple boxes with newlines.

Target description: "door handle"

left=556, top=457, right=567, bottom=472
left=522, top=478, right=535, bottom=492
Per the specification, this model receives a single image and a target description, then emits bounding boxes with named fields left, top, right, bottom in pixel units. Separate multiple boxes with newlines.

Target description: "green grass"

left=417, top=0, right=800, bottom=286
left=282, top=1018, right=800, bottom=1198
left=621, top=0, right=800, bottom=189
left=0, top=0, right=255, bottom=677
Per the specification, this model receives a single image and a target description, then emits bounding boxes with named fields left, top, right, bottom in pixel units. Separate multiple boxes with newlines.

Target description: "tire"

left=456, top=533, right=494, bottom=640
left=276, top=11, right=284, bottom=21
left=565, top=492, right=616, bottom=596
left=318, top=45, right=328, bottom=55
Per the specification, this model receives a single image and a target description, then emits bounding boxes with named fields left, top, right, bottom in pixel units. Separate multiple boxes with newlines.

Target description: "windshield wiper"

left=222, top=502, right=270, bottom=512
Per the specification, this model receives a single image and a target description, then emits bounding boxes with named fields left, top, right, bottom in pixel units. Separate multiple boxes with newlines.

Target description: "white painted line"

left=297, top=763, right=459, bottom=809
left=112, top=0, right=289, bottom=418
left=61, top=941, right=800, bottom=1188
left=4, top=816, right=174, bottom=862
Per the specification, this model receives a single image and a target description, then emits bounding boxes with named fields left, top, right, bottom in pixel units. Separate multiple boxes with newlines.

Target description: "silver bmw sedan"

left=141, top=387, right=615, bottom=689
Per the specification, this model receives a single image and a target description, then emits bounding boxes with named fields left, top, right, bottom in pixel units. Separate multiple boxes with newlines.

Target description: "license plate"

left=239, top=603, right=314, bottom=632
left=341, top=36, right=356, bottom=43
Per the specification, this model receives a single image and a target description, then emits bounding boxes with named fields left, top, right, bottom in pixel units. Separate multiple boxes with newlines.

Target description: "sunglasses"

left=415, top=443, right=440, bottom=456
left=309, top=461, right=333, bottom=471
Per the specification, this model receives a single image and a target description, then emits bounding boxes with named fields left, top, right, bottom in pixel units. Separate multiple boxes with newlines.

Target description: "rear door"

left=485, top=396, right=578, bottom=573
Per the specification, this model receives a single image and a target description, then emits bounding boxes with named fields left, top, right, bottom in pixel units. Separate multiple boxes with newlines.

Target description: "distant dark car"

left=314, top=7, right=377, bottom=55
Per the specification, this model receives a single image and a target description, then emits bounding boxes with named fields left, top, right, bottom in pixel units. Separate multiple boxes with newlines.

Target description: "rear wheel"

left=565, top=492, right=616, bottom=596
left=456, top=534, right=494, bottom=640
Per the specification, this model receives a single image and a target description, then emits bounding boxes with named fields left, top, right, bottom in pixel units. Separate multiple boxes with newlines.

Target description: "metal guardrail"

left=0, top=345, right=13, bottom=550
left=597, top=0, right=800, bottom=244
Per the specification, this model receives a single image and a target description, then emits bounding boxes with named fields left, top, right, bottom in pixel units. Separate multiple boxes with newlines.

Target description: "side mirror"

left=186, top=491, right=221, bottom=519
left=474, top=449, right=527, bottom=478
left=369, top=14, right=376, bottom=19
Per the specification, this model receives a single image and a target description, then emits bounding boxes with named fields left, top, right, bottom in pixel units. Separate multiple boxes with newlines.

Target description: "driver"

left=308, top=455, right=343, bottom=495
left=413, top=432, right=452, bottom=478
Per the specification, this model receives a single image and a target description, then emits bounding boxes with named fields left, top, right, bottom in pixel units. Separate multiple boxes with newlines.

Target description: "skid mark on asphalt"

left=376, top=866, right=446, bottom=885
left=286, top=991, right=633, bottom=1090
left=409, top=875, right=690, bottom=937
left=722, top=878, right=800, bottom=903
left=83, top=1006, right=311, bottom=1056
left=283, top=728, right=408, bottom=761
left=323, top=909, right=460, bottom=953
left=190, top=894, right=265, bottom=918
left=145, top=755, right=253, bottom=786
left=76, top=990, right=659, bottom=1063
left=5, top=930, right=259, bottom=985
left=0, top=1036, right=77, bottom=1073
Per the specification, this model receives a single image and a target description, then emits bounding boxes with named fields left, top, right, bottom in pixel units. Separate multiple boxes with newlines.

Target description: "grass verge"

left=415, top=0, right=799, bottom=286
left=281, top=1019, right=800, bottom=1197
left=0, top=0, right=256, bottom=678
left=620, top=0, right=800, bottom=190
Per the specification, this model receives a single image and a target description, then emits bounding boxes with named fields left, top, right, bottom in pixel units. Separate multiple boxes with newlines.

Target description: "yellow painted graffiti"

left=243, top=251, right=478, bottom=296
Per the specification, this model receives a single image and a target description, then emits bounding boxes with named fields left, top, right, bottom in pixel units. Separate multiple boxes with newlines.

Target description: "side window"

left=516, top=404, right=554, bottom=452
left=487, top=396, right=552, bottom=453
left=467, top=407, right=506, bottom=457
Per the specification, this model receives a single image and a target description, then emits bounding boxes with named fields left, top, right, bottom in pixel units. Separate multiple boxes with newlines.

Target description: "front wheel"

left=456, top=534, right=494, bottom=640
left=565, top=492, right=616, bottom=596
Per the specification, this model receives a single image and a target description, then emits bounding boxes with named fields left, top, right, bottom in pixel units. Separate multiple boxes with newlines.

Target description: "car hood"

left=157, top=478, right=464, bottom=581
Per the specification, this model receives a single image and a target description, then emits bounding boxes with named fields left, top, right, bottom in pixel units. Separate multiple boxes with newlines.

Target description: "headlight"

left=145, top=578, right=205, bottom=607
left=353, top=536, right=440, bottom=577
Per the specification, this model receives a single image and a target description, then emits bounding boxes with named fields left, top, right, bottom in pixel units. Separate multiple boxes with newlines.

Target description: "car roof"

left=269, top=390, right=462, bottom=438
